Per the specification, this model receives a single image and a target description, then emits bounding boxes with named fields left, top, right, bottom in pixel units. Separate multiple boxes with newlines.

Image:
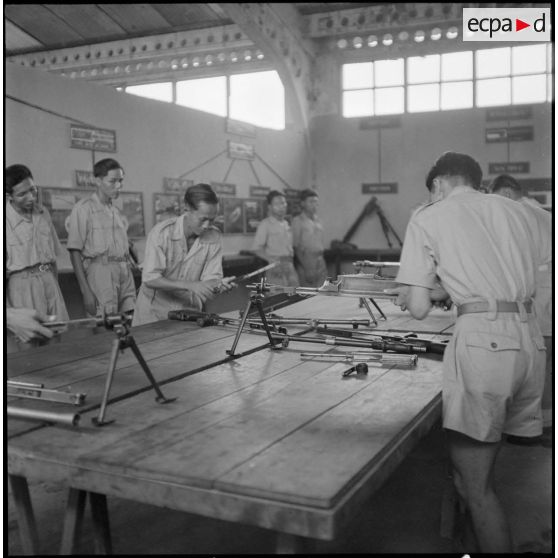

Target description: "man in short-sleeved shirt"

left=291, top=189, right=327, bottom=287
left=132, top=183, right=234, bottom=326
left=67, top=158, right=136, bottom=317
left=391, top=152, right=550, bottom=553
left=6, top=164, right=69, bottom=321
left=490, top=174, right=553, bottom=445
left=253, top=190, right=299, bottom=287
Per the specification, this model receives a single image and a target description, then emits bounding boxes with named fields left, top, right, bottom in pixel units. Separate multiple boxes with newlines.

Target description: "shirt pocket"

left=7, top=235, right=31, bottom=268
left=90, top=225, right=108, bottom=253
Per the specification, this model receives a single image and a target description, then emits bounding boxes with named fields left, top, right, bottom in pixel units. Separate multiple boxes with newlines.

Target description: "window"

left=123, top=71, right=285, bottom=129
left=176, top=76, right=227, bottom=116
left=342, top=44, right=550, bottom=116
left=476, top=45, right=550, bottom=107
left=125, top=82, right=172, bottom=103
left=229, top=71, right=285, bottom=129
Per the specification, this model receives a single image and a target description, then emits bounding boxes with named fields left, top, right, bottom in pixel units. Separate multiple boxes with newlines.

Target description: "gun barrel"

left=8, top=405, right=80, bottom=426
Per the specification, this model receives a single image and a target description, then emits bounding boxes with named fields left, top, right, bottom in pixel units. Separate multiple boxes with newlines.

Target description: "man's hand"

left=430, top=283, right=452, bottom=310
left=211, top=276, right=237, bottom=294
left=384, top=285, right=410, bottom=311
left=7, top=308, right=54, bottom=343
left=184, top=280, right=220, bottom=301
left=82, top=290, right=98, bottom=316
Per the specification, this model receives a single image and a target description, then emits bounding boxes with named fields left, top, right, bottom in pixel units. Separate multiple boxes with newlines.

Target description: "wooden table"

left=7, top=296, right=455, bottom=554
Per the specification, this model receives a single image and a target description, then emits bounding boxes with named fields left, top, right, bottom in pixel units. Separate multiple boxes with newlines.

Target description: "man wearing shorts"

left=391, top=152, right=550, bottom=552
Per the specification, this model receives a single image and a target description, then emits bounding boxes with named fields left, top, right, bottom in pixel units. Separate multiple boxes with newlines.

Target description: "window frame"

left=341, top=44, right=551, bottom=117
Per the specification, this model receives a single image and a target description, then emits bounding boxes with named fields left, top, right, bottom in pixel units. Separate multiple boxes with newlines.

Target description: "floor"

left=7, top=421, right=552, bottom=555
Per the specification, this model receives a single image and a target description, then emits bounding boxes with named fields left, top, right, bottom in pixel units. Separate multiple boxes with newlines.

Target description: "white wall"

left=310, top=104, right=552, bottom=251
left=5, top=62, right=311, bottom=266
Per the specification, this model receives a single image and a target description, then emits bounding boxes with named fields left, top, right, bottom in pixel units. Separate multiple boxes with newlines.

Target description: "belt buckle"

left=38, top=263, right=50, bottom=273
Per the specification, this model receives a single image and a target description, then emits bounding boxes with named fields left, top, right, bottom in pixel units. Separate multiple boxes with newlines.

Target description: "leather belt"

left=9, top=262, right=53, bottom=277
left=457, top=300, right=532, bottom=317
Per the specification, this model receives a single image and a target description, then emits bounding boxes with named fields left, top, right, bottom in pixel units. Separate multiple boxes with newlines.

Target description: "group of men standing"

left=5, top=151, right=552, bottom=553
left=252, top=188, right=327, bottom=288
left=6, top=165, right=328, bottom=336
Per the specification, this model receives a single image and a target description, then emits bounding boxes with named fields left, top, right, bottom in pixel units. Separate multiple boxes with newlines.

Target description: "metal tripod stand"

left=226, top=278, right=283, bottom=357
left=93, top=315, right=176, bottom=426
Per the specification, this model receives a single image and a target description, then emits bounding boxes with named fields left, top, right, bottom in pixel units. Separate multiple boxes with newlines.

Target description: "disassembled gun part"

left=7, top=380, right=86, bottom=405
left=342, top=363, right=369, bottom=377
left=300, top=352, right=418, bottom=367
left=7, top=405, right=81, bottom=427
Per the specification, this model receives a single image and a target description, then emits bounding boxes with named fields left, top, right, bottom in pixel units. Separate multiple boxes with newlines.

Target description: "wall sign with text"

left=212, top=182, right=236, bottom=196
left=488, top=162, right=530, bottom=174
left=485, top=126, right=534, bottom=143
left=69, top=124, right=117, bottom=152
left=362, top=182, right=398, bottom=194
left=486, top=106, right=532, bottom=121
left=228, top=140, right=255, bottom=160
left=250, top=185, right=270, bottom=198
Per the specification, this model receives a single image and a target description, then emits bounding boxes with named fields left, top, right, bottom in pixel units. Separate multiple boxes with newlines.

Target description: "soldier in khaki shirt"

left=132, top=183, right=235, bottom=326
left=252, top=190, right=299, bottom=287
left=67, top=158, right=136, bottom=317
left=291, top=189, right=327, bottom=287
left=390, top=153, right=550, bottom=553
left=490, top=174, right=553, bottom=447
left=5, top=164, right=69, bottom=321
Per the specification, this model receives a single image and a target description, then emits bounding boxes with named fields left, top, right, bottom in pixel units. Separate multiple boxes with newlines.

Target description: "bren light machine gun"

left=244, top=272, right=401, bottom=326
left=169, top=268, right=406, bottom=356
left=43, top=313, right=176, bottom=426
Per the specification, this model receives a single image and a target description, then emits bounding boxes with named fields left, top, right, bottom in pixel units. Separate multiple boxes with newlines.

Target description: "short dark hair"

left=94, top=158, right=123, bottom=178
left=425, top=152, right=483, bottom=191
left=489, top=174, right=523, bottom=196
left=267, top=190, right=285, bottom=205
left=300, top=189, right=318, bottom=202
left=184, top=183, right=218, bottom=209
left=5, top=164, right=33, bottom=195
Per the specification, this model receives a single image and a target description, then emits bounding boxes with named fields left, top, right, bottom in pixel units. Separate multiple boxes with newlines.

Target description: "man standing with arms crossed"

left=390, top=152, right=550, bottom=552
left=67, top=158, right=136, bottom=317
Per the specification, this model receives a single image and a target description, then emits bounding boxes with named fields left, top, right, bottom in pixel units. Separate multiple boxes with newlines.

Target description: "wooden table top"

left=8, top=296, right=455, bottom=540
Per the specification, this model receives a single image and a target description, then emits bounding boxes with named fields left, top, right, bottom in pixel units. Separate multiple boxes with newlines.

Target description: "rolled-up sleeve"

left=66, top=204, right=87, bottom=251
left=141, top=229, right=168, bottom=283
left=395, top=217, right=438, bottom=289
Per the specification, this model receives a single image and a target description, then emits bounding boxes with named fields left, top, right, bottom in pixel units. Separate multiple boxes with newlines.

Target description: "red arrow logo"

left=516, top=19, right=530, bottom=31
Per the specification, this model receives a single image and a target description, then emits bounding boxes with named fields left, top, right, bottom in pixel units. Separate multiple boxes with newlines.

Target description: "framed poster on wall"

left=223, top=197, right=245, bottom=234
left=38, top=187, right=94, bottom=241
left=244, top=199, right=266, bottom=233
left=154, top=193, right=181, bottom=224
left=113, top=191, right=145, bottom=238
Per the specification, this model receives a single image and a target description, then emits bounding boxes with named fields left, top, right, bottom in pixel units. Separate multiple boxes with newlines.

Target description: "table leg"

left=89, top=492, right=113, bottom=554
left=9, top=474, right=40, bottom=555
left=60, top=488, right=87, bottom=554
left=275, top=532, right=315, bottom=554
